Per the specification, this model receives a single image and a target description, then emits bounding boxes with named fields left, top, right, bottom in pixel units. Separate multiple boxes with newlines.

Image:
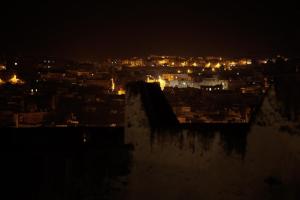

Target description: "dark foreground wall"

left=0, top=127, right=132, bottom=200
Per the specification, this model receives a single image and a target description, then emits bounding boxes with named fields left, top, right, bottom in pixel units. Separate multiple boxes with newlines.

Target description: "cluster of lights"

left=0, top=75, right=25, bottom=85
left=204, top=87, right=221, bottom=92
left=111, top=78, right=126, bottom=95
left=146, top=76, right=166, bottom=91
left=116, top=56, right=254, bottom=69
left=30, top=88, right=38, bottom=94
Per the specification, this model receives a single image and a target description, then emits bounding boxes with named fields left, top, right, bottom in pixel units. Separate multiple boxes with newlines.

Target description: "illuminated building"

left=162, top=74, right=191, bottom=81
left=161, top=74, right=176, bottom=81
left=158, top=59, right=170, bottom=66
left=198, top=77, right=229, bottom=90
left=168, top=80, right=192, bottom=88
left=121, top=57, right=144, bottom=67
left=146, top=75, right=156, bottom=83
left=239, top=59, right=252, bottom=65
left=146, top=75, right=166, bottom=91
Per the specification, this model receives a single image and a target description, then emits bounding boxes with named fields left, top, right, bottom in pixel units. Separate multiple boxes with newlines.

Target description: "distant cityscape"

left=0, top=54, right=295, bottom=127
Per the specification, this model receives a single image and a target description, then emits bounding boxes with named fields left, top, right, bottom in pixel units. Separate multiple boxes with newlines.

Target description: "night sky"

left=1, top=1, right=300, bottom=60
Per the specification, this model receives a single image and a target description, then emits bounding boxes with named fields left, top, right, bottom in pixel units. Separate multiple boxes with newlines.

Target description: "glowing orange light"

left=181, top=62, right=187, bottom=67
left=117, top=89, right=126, bottom=95
left=9, top=74, right=24, bottom=85
left=229, top=62, right=237, bottom=67
left=215, top=63, right=221, bottom=68
left=146, top=76, right=156, bottom=83
left=205, top=62, right=211, bottom=68
left=158, top=60, right=168, bottom=65
left=0, top=78, right=5, bottom=85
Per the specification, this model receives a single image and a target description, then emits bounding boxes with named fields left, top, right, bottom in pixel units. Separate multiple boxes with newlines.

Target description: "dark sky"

left=1, top=1, right=300, bottom=60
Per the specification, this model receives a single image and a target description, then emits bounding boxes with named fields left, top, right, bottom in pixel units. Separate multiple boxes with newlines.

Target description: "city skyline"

left=1, top=2, right=300, bottom=198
